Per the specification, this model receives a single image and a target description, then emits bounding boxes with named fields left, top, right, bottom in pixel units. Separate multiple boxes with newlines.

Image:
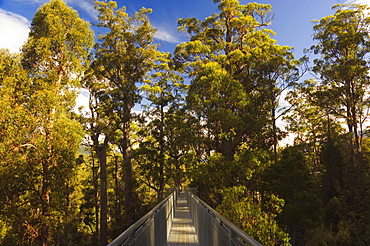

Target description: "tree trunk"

left=113, top=154, right=122, bottom=235
left=41, top=116, right=54, bottom=246
left=91, top=152, right=100, bottom=243
left=92, top=139, right=108, bottom=246
left=158, top=104, right=165, bottom=202
left=122, top=118, right=134, bottom=226
left=96, top=146, right=108, bottom=246
left=272, top=107, right=278, bottom=164
left=41, top=171, right=50, bottom=246
left=40, top=71, right=63, bottom=246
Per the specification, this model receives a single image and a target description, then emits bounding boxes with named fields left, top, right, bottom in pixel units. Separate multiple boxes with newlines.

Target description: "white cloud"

left=154, top=27, right=182, bottom=44
left=0, top=9, right=29, bottom=53
left=64, top=0, right=98, bottom=20
left=346, top=0, right=370, bottom=5
left=12, top=0, right=98, bottom=19
left=74, top=88, right=90, bottom=113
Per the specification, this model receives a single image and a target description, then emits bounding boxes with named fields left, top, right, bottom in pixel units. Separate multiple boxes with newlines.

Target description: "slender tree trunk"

left=351, top=105, right=363, bottom=167
left=122, top=116, right=134, bottom=226
left=96, top=147, right=108, bottom=246
left=92, top=141, right=108, bottom=246
left=41, top=156, right=50, bottom=246
left=40, top=69, right=63, bottom=246
left=41, top=110, right=56, bottom=246
left=272, top=107, right=278, bottom=164
left=158, top=104, right=165, bottom=202
left=352, top=107, right=361, bottom=154
left=91, top=152, right=100, bottom=243
left=113, top=154, right=122, bottom=235
left=349, top=79, right=361, bottom=155
left=40, top=146, right=50, bottom=246
left=345, top=82, right=362, bottom=165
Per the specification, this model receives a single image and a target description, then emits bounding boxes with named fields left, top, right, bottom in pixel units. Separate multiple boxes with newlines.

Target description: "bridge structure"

left=108, top=188, right=262, bottom=246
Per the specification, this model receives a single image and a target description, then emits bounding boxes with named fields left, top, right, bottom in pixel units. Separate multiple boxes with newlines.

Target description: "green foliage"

left=217, top=186, right=291, bottom=245
left=311, top=3, right=370, bottom=154
left=135, top=53, right=187, bottom=200
left=317, top=136, right=370, bottom=245
left=189, top=146, right=271, bottom=209
left=0, top=0, right=94, bottom=245
left=0, top=49, right=37, bottom=245
left=281, top=6, right=370, bottom=244
left=22, top=0, right=94, bottom=88
left=0, top=47, right=87, bottom=245
left=4, top=1, right=370, bottom=245
left=176, top=0, right=299, bottom=164
left=262, top=146, right=324, bottom=245
left=90, top=0, right=166, bottom=235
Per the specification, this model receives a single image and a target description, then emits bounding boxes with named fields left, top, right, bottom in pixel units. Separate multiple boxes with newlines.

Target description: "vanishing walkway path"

left=167, top=192, right=199, bottom=246
left=108, top=188, right=262, bottom=246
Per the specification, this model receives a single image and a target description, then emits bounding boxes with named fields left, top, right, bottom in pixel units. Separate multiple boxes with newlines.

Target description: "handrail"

left=108, top=189, right=177, bottom=246
left=185, top=188, right=262, bottom=246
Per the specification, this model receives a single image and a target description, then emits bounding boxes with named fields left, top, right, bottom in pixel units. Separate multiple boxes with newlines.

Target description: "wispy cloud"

left=12, top=0, right=98, bottom=19
left=11, top=0, right=48, bottom=4
left=154, top=26, right=182, bottom=44
left=0, top=0, right=97, bottom=53
left=64, top=0, right=98, bottom=20
left=0, top=9, right=29, bottom=53
left=74, top=88, right=90, bottom=113
left=346, top=0, right=370, bottom=5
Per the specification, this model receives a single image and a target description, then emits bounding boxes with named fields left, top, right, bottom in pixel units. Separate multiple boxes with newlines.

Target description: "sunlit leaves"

left=22, top=0, right=94, bottom=87
left=0, top=1, right=94, bottom=244
left=176, top=1, right=299, bottom=243
left=216, top=186, right=290, bottom=245
left=91, top=1, right=165, bottom=229
left=311, top=3, right=370, bottom=153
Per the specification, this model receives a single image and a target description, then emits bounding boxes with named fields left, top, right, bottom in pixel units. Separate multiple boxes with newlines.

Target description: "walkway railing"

left=186, top=188, right=262, bottom=246
left=108, top=189, right=177, bottom=246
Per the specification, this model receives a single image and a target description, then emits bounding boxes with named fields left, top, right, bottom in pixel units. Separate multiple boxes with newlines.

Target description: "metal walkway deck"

left=167, top=192, right=199, bottom=246
left=108, top=188, right=262, bottom=246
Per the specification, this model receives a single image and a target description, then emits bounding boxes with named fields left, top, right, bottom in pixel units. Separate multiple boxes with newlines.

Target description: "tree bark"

left=41, top=157, right=50, bottom=246
left=91, top=152, right=100, bottom=243
left=272, top=103, right=278, bottom=164
left=41, top=111, right=55, bottom=246
left=158, top=104, right=165, bottom=202
left=91, top=137, right=108, bottom=246
left=96, top=146, right=108, bottom=246
left=122, top=117, right=134, bottom=226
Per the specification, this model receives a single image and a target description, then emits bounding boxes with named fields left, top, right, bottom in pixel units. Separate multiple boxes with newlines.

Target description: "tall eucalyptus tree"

left=92, top=1, right=163, bottom=227
left=311, top=3, right=370, bottom=157
left=17, top=0, right=94, bottom=244
left=175, top=0, right=298, bottom=163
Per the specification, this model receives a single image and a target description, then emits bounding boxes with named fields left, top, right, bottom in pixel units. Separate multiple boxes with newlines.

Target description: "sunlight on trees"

left=1, top=1, right=370, bottom=246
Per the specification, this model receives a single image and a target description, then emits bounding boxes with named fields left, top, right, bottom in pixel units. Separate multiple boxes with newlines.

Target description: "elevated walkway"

left=167, top=192, right=199, bottom=245
left=108, top=189, right=261, bottom=246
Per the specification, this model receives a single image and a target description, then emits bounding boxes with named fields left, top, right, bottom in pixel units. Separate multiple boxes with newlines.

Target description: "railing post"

left=230, top=229, right=238, bottom=246
left=185, top=187, right=262, bottom=246
left=125, top=232, right=136, bottom=246
left=107, top=190, right=177, bottom=246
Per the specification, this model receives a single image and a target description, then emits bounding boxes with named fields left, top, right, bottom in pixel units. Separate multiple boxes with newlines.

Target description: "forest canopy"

left=1, top=1, right=370, bottom=246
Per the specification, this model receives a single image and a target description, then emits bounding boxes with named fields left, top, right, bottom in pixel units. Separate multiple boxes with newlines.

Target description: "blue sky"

left=0, top=0, right=367, bottom=57
left=0, top=0, right=368, bottom=144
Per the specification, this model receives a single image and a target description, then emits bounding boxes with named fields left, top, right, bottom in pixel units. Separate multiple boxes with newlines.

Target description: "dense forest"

left=1, top=0, right=370, bottom=245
